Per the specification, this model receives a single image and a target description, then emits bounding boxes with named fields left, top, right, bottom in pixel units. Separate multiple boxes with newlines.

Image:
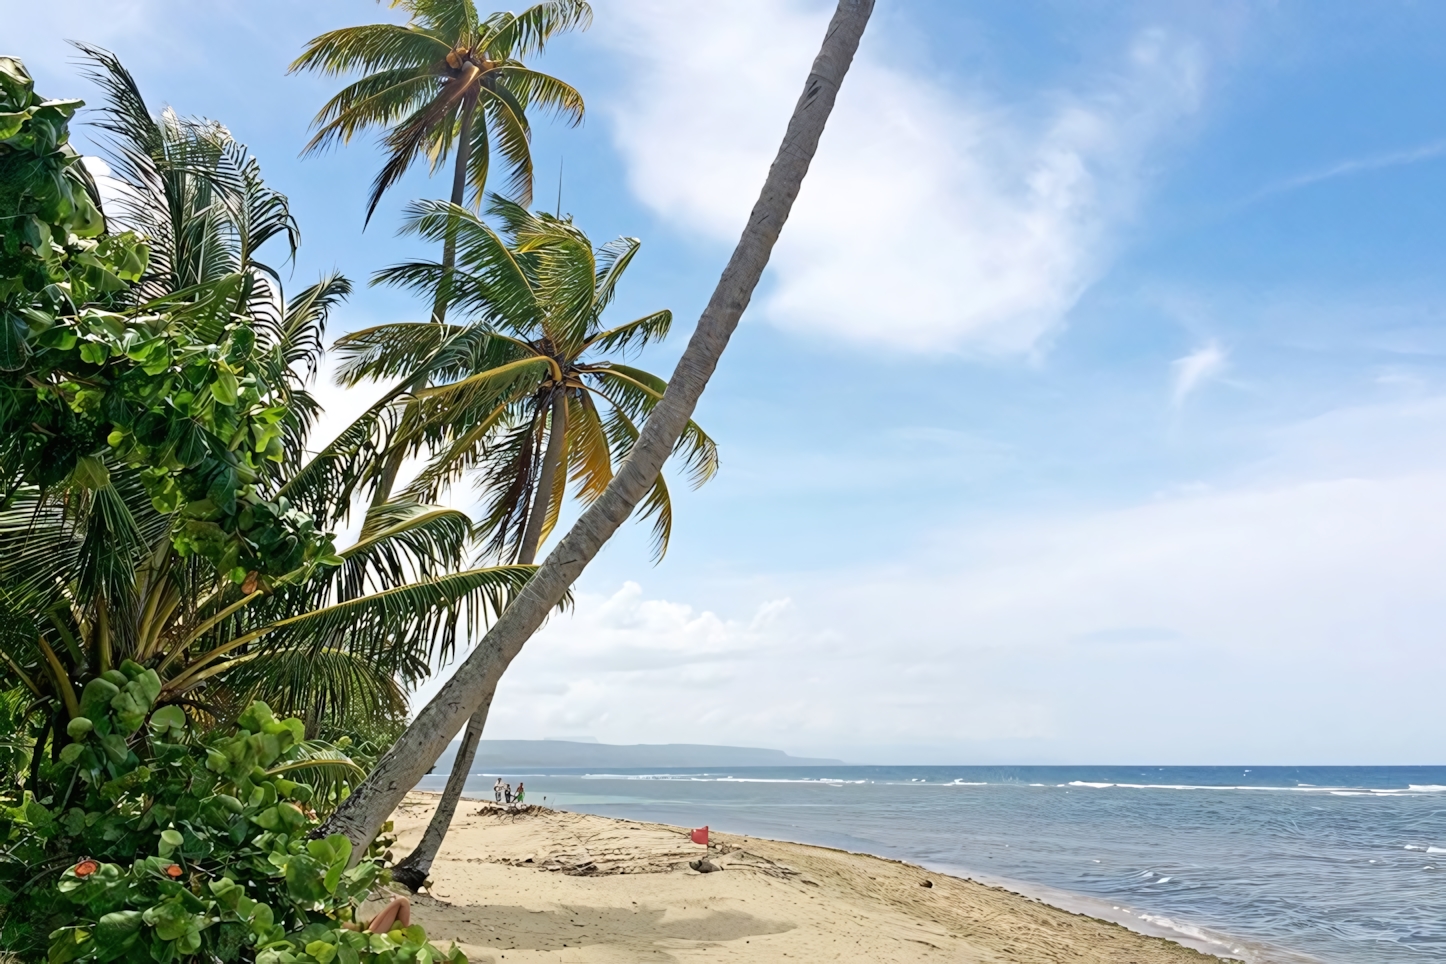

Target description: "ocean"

left=413, top=765, right=1446, bottom=963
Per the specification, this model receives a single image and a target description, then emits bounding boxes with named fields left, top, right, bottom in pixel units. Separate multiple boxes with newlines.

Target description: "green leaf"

left=99, top=732, right=130, bottom=765
left=211, top=369, right=239, bottom=405
left=44, top=925, right=91, bottom=964
left=93, top=910, right=143, bottom=957
left=284, top=853, right=327, bottom=903
left=78, top=340, right=109, bottom=365
left=0, top=312, right=27, bottom=370
left=305, top=940, right=338, bottom=964
left=149, top=705, right=187, bottom=735
left=159, top=828, right=183, bottom=856
left=79, top=677, right=120, bottom=721
left=142, top=897, right=192, bottom=941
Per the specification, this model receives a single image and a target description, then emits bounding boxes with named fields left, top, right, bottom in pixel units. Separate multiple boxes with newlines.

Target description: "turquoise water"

left=415, top=765, right=1446, bottom=963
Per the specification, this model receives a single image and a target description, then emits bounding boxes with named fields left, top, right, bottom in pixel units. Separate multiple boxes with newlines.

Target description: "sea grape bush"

left=0, top=56, right=336, bottom=583
left=0, top=671, right=462, bottom=963
left=0, top=56, right=129, bottom=316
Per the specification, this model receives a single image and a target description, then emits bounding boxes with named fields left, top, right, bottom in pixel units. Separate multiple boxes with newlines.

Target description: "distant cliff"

left=426, top=739, right=843, bottom=772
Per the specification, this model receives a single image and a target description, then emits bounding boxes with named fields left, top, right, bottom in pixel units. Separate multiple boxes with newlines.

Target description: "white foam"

left=934, top=864, right=1309, bottom=962
left=1426, top=846, right=1446, bottom=854
left=574, top=773, right=867, bottom=784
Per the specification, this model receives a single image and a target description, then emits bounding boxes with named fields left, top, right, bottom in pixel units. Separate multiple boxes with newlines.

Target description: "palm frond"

left=376, top=200, right=542, bottom=330
left=300, top=67, right=437, bottom=156
left=478, top=79, right=534, bottom=204
left=587, top=366, right=719, bottom=487
left=404, top=0, right=481, bottom=44
left=335, top=500, right=473, bottom=600
left=398, top=395, right=516, bottom=503
left=591, top=235, right=642, bottom=312
left=332, top=321, right=465, bottom=387
left=291, top=24, right=449, bottom=82
left=584, top=309, right=671, bottom=357
left=168, top=565, right=538, bottom=697
left=410, top=354, right=555, bottom=432
left=595, top=402, right=674, bottom=561
left=493, top=66, right=585, bottom=127
left=565, top=391, right=613, bottom=505
left=365, top=83, right=470, bottom=223
left=481, top=1, right=593, bottom=59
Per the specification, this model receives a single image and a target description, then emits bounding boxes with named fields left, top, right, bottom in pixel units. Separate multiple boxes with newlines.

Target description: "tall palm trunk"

left=369, top=91, right=479, bottom=511
left=390, top=391, right=567, bottom=891
left=365, top=90, right=492, bottom=891
left=323, top=0, right=875, bottom=856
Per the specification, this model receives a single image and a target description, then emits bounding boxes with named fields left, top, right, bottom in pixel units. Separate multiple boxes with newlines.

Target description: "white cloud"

left=596, top=1, right=1205, bottom=353
left=414, top=393, right=1446, bottom=764
left=1171, top=341, right=1227, bottom=405
left=1248, top=139, right=1446, bottom=203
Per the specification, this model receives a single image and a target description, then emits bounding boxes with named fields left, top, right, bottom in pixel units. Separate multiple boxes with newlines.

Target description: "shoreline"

left=920, top=865, right=1316, bottom=964
left=386, top=791, right=1267, bottom=963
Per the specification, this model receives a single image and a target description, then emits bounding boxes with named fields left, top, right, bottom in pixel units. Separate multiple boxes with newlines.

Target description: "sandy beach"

left=378, top=792, right=1223, bottom=963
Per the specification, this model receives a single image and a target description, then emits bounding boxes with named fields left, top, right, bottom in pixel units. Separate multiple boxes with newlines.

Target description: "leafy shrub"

left=0, top=55, right=334, bottom=582
left=0, top=670, right=463, bottom=963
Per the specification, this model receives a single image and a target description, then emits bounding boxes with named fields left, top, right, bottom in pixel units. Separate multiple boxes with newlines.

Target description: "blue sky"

left=13, top=1, right=1446, bottom=763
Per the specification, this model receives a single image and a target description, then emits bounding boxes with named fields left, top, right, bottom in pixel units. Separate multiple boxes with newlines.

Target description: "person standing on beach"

left=504, top=782, right=513, bottom=805
left=515, top=782, right=525, bottom=805
left=493, top=778, right=503, bottom=804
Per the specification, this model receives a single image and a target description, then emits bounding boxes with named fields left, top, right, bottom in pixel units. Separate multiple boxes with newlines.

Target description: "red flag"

left=690, top=826, right=709, bottom=846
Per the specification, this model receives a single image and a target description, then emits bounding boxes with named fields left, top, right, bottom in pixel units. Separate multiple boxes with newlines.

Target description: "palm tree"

left=322, top=0, right=876, bottom=854
left=291, top=0, right=591, bottom=511
left=0, top=49, right=536, bottom=781
left=339, top=197, right=718, bottom=564
left=331, top=197, right=717, bottom=888
left=290, top=0, right=590, bottom=312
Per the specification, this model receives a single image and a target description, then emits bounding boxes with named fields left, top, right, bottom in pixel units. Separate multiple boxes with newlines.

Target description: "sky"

left=12, top=0, right=1446, bottom=764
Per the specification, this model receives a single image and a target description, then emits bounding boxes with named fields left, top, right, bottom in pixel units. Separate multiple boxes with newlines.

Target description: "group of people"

left=493, top=777, right=525, bottom=806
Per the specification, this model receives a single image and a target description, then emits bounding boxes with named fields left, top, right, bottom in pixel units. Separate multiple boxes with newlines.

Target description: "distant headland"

left=429, top=739, right=844, bottom=771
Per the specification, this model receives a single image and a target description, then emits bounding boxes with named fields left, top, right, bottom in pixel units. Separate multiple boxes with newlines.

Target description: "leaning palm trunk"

left=322, top=0, right=875, bottom=854
left=390, top=395, right=565, bottom=890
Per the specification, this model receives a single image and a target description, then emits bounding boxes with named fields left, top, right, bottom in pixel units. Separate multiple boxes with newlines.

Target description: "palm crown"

left=335, top=198, right=719, bottom=563
left=291, top=0, right=590, bottom=223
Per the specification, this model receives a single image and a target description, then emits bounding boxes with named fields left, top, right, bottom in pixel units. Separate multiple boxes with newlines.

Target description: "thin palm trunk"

left=434, top=90, right=478, bottom=326
left=361, top=93, right=489, bottom=887
left=369, top=95, right=479, bottom=511
left=388, top=391, right=567, bottom=890
left=388, top=688, right=493, bottom=891
left=518, top=391, right=568, bottom=567
left=322, top=0, right=875, bottom=855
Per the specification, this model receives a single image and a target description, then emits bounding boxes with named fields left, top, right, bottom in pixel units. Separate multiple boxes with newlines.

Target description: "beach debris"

left=921, top=879, right=934, bottom=888
left=689, top=858, right=722, bottom=873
